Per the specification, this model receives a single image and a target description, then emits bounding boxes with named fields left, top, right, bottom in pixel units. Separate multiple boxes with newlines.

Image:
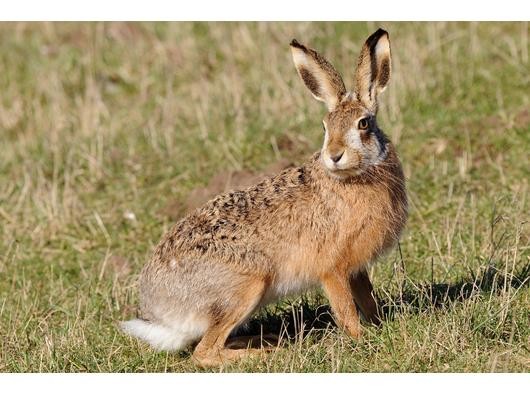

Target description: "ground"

left=0, top=22, right=528, bottom=372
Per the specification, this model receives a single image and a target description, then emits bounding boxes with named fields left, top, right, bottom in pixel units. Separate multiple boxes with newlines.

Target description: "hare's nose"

left=330, top=151, right=344, bottom=163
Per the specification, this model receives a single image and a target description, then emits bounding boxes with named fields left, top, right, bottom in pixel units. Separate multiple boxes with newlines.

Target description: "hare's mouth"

left=320, top=150, right=365, bottom=179
left=324, top=165, right=363, bottom=180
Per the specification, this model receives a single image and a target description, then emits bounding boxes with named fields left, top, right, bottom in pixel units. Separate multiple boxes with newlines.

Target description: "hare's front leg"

left=321, top=271, right=361, bottom=338
left=349, top=268, right=381, bottom=325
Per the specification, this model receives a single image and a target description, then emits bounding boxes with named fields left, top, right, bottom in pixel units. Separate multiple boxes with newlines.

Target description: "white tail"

left=120, top=319, right=204, bottom=351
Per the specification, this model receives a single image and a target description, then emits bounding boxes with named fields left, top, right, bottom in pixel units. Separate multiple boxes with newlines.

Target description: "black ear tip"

left=290, top=39, right=304, bottom=49
left=375, top=28, right=389, bottom=37
left=365, top=28, right=389, bottom=48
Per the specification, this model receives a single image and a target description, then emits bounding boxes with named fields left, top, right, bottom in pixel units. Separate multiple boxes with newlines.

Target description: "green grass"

left=0, top=22, right=528, bottom=372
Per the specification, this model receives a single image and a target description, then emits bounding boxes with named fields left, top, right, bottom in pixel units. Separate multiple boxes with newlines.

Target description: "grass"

left=0, top=22, right=528, bottom=372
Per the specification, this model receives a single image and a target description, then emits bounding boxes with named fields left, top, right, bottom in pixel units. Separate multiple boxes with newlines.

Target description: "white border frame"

left=2, top=373, right=529, bottom=395
left=1, top=0, right=529, bottom=21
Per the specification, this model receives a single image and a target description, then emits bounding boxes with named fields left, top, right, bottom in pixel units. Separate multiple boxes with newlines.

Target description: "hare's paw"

left=193, top=347, right=266, bottom=368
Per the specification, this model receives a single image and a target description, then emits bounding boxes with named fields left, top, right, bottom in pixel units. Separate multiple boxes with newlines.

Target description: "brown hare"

left=121, top=28, right=408, bottom=367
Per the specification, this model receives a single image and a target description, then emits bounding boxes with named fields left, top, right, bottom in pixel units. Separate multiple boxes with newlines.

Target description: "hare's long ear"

left=290, top=39, right=346, bottom=112
left=353, top=29, right=392, bottom=113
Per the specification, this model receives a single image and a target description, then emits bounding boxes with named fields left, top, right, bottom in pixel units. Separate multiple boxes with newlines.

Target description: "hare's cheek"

left=344, top=129, right=357, bottom=148
left=359, top=129, right=372, bottom=144
left=344, top=129, right=365, bottom=157
left=364, top=138, right=383, bottom=164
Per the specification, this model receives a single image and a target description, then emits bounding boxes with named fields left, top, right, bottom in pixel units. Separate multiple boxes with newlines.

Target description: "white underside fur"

left=120, top=318, right=206, bottom=351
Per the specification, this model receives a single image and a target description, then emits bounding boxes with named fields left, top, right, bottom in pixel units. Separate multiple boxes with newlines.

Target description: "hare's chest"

left=339, top=203, right=403, bottom=268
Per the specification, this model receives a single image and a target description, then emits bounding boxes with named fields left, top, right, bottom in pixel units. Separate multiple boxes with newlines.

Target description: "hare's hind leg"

left=192, top=278, right=268, bottom=368
left=349, top=269, right=381, bottom=325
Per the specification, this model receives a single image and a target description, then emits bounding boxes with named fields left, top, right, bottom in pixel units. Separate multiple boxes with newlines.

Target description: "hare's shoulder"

left=204, top=159, right=318, bottom=217
left=159, top=158, right=319, bottom=256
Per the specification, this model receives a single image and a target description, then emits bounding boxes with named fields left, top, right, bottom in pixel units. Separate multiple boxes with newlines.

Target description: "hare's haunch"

left=121, top=29, right=408, bottom=367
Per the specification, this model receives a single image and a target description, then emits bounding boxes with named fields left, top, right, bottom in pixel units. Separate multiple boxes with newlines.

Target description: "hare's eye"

left=358, top=117, right=369, bottom=130
left=322, top=123, right=326, bottom=133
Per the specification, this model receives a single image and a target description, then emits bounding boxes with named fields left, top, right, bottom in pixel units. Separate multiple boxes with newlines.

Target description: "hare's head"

left=291, top=29, right=392, bottom=180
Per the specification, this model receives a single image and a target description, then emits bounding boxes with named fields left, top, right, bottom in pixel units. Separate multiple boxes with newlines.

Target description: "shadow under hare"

left=121, top=28, right=408, bottom=367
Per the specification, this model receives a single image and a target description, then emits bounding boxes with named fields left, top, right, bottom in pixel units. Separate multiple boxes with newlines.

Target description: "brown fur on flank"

left=121, top=29, right=408, bottom=367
